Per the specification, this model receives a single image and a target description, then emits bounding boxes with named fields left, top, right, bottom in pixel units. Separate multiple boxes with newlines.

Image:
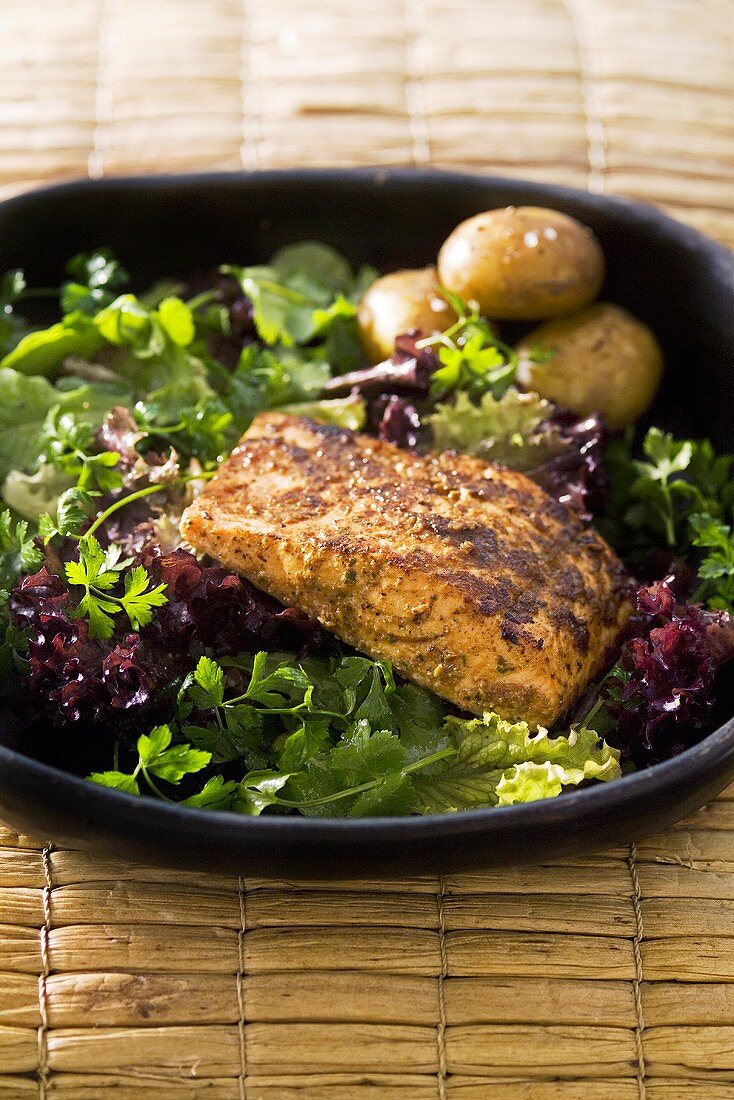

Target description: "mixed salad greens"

left=0, top=243, right=732, bottom=816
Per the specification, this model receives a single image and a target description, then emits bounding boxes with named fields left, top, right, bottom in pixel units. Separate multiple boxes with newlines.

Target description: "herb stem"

left=83, top=469, right=215, bottom=540
left=140, top=768, right=175, bottom=803
left=272, top=746, right=457, bottom=809
left=84, top=483, right=165, bottom=539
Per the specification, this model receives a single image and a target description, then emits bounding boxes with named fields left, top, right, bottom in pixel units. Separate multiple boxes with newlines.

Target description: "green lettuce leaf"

left=0, top=315, right=103, bottom=376
left=429, top=388, right=553, bottom=468
left=2, top=462, right=74, bottom=522
left=0, top=367, right=128, bottom=485
left=276, top=393, right=366, bottom=431
left=413, top=712, right=621, bottom=813
left=223, top=242, right=374, bottom=354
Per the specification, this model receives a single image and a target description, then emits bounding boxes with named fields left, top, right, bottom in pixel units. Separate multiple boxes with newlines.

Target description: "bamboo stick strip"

left=0, top=849, right=43, bottom=885
left=671, top=804, right=734, bottom=831
left=444, top=863, right=630, bottom=894
left=25, top=1076, right=723, bottom=1100
left=45, top=973, right=238, bottom=1028
left=39, top=924, right=642, bottom=979
left=44, top=1080, right=240, bottom=1100
left=47, top=924, right=239, bottom=974
left=442, top=977, right=636, bottom=1027
left=41, top=972, right=442, bottom=1028
left=44, top=1023, right=438, bottom=1075
left=0, top=888, right=43, bottom=928
left=49, top=883, right=240, bottom=927
left=441, top=894, right=634, bottom=935
left=44, top=1080, right=239, bottom=1100
left=0, top=974, right=38, bottom=1027
left=0, top=1024, right=40, bottom=1073
left=445, top=930, right=636, bottom=978
left=641, top=899, right=734, bottom=938
left=44, top=1074, right=439, bottom=1098
left=244, top=973, right=438, bottom=1025
left=636, top=866, right=734, bottom=899
left=637, top=829, right=734, bottom=863
left=243, top=1022, right=436, bottom=1074
left=46, top=1025, right=242, bottom=1075
left=241, top=890, right=439, bottom=928
left=38, top=850, right=635, bottom=893
left=243, top=927, right=439, bottom=974
left=0, top=925, right=42, bottom=974
left=644, top=1025, right=734, bottom=1074
left=447, top=1082, right=641, bottom=1099
left=14, top=846, right=633, bottom=893
left=645, top=1086, right=734, bottom=1100
left=0, top=828, right=43, bottom=850
left=643, top=983, right=734, bottom=1026
left=0, top=1081, right=36, bottom=1097
left=444, top=1023, right=638, bottom=1076
left=643, top=938, right=734, bottom=982
left=49, top=852, right=434, bottom=892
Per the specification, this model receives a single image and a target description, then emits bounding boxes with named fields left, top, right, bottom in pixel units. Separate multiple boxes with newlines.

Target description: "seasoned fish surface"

left=181, top=412, right=631, bottom=726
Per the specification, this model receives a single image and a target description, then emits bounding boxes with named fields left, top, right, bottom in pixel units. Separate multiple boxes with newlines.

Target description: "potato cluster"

left=357, top=205, right=663, bottom=428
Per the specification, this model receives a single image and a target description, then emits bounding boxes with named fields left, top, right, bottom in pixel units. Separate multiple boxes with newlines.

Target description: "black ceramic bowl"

left=0, top=169, right=732, bottom=876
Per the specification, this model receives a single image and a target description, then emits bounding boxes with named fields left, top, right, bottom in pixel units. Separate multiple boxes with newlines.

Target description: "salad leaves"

left=91, top=651, right=619, bottom=816
left=418, top=290, right=517, bottom=401
left=602, top=426, right=734, bottom=610
left=90, top=724, right=211, bottom=798
left=65, top=535, right=168, bottom=641
left=429, top=389, right=551, bottom=467
left=1, top=239, right=731, bottom=820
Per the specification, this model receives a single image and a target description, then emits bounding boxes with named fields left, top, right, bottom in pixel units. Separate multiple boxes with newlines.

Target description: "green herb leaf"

left=192, top=655, right=226, bottom=708
left=88, top=769, right=140, bottom=795
left=418, top=293, right=517, bottom=401
left=89, top=725, right=211, bottom=799
left=601, top=427, right=734, bottom=555
left=0, top=316, right=103, bottom=377
left=138, top=724, right=211, bottom=782
left=119, top=565, right=168, bottom=631
left=237, top=769, right=294, bottom=816
left=65, top=534, right=167, bottom=641
left=690, top=511, right=734, bottom=610
left=182, top=775, right=239, bottom=810
left=0, top=508, right=43, bottom=594
left=62, top=250, right=130, bottom=316
left=41, top=406, right=123, bottom=493
left=38, top=487, right=95, bottom=543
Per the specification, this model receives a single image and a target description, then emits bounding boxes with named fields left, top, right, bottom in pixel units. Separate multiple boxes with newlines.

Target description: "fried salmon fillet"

left=181, top=412, right=631, bottom=726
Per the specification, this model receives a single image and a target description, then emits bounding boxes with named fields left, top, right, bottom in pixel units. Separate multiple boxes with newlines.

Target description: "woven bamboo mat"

left=1, top=0, right=734, bottom=1095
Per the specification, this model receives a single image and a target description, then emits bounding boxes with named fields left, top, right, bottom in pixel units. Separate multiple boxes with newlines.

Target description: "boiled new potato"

left=437, top=206, right=605, bottom=320
left=358, top=266, right=457, bottom=363
left=515, top=302, right=664, bottom=428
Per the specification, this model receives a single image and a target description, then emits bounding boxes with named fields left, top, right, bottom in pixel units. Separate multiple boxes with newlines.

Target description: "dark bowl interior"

left=0, top=168, right=732, bottom=876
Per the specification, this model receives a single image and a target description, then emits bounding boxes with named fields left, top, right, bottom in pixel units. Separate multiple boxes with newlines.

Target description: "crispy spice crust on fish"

left=181, top=412, right=632, bottom=726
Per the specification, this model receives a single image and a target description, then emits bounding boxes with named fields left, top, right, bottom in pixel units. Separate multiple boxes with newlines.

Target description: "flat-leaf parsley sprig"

left=89, top=724, right=211, bottom=798
left=65, top=535, right=168, bottom=641
left=416, top=289, right=518, bottom=401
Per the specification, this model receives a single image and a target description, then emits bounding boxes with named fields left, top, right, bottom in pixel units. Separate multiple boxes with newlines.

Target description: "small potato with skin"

left=358, top=266, right=457, bottom=363
left=515, top=302, right=664, bottom=428
left=437, top=206, right=605, bottom=320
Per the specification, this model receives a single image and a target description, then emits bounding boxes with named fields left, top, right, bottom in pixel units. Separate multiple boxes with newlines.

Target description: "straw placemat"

left=1, top=0, right=733, bottom=1095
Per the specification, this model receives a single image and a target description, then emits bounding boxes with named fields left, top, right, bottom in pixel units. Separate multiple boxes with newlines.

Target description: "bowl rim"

left=1, top=165, right=733, bottom=845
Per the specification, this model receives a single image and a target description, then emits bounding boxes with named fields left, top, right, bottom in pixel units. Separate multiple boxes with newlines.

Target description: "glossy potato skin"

left=437, top=206, right=605, bottom=320
left=357, top=266, right=457, bottom=363
left=516, top=302, right=664, bottom=428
